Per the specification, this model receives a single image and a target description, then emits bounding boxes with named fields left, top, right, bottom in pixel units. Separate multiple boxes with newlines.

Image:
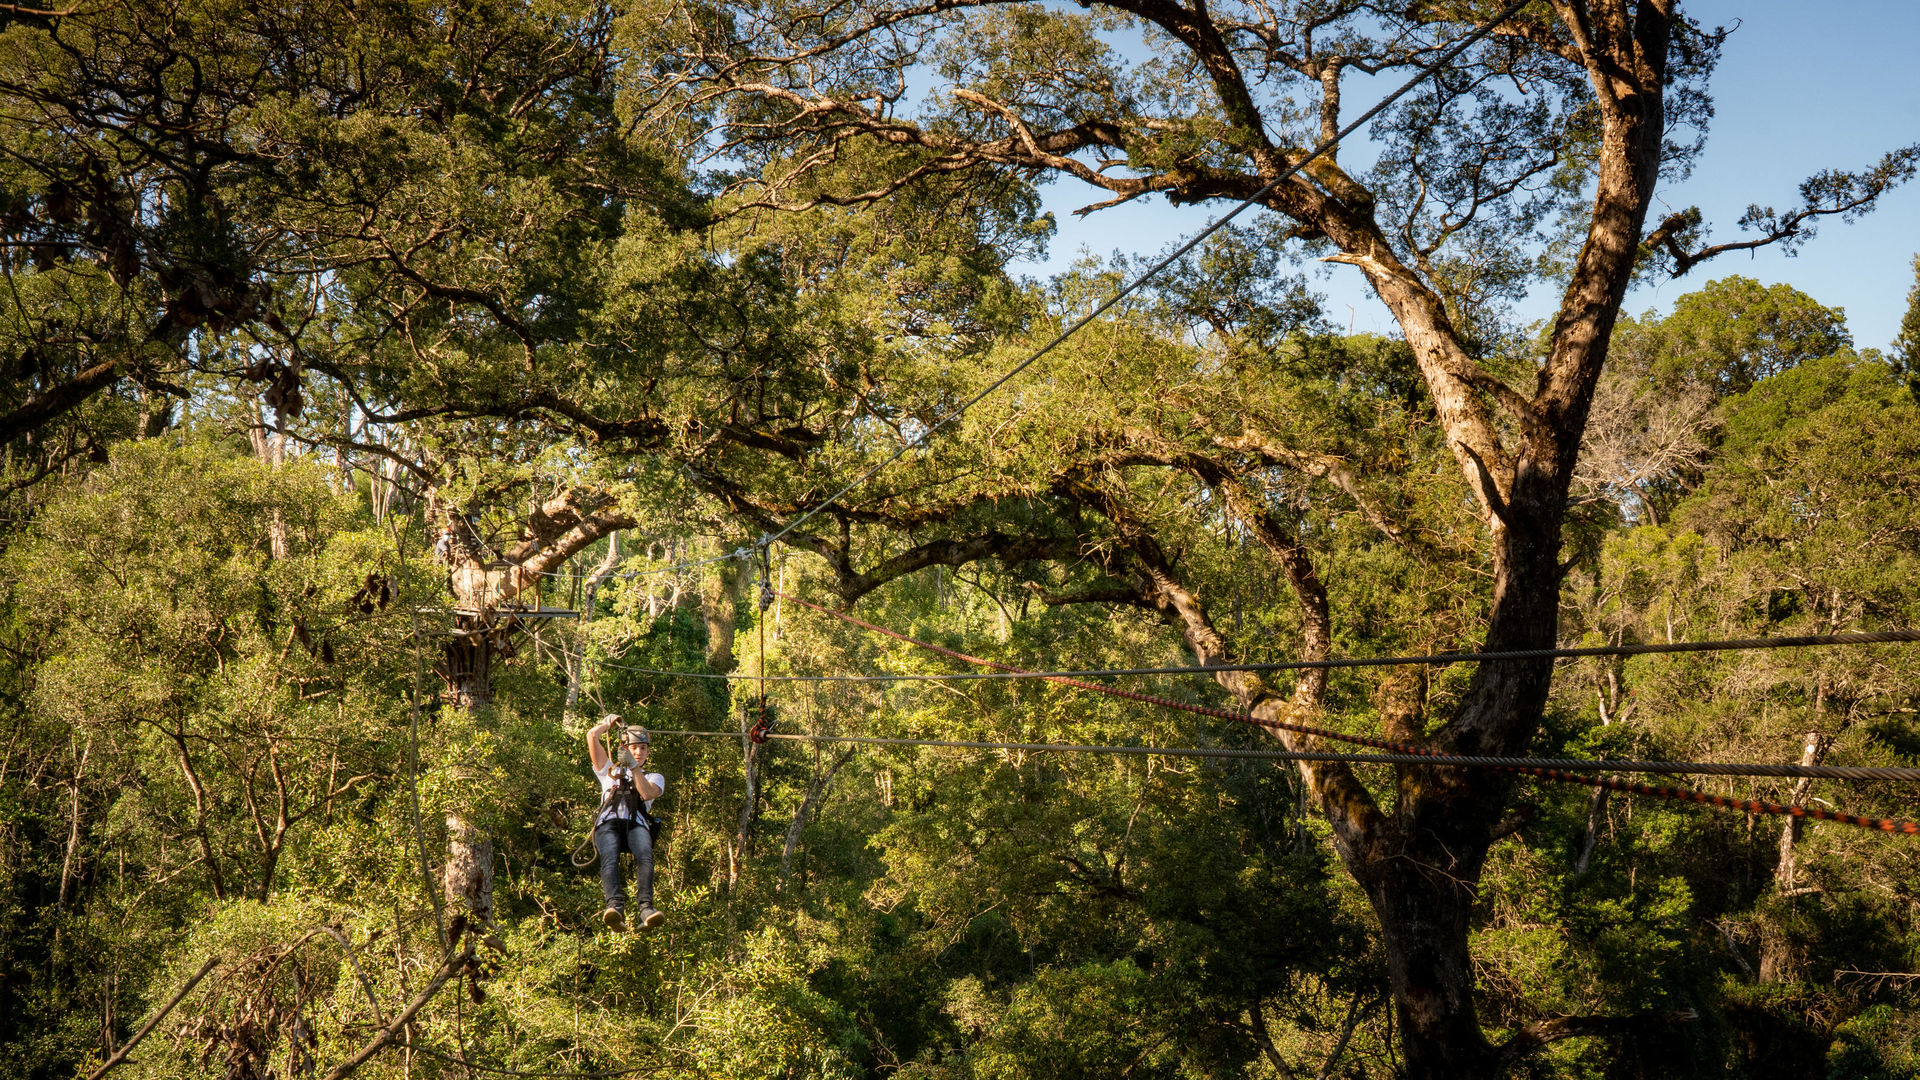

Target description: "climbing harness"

left=599, top=766, right=649, bottom=821
left=570, top=732, right=663, bottom=866
left=568, top=783, right=662, bottom=868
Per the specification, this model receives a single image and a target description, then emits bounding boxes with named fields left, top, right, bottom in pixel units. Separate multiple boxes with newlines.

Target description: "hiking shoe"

left=637, top=904, right=665, bottom=929
left=601, top=907, right=626, bottom=932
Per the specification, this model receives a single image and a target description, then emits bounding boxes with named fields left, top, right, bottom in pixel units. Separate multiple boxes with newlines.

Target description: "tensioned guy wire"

left=646, top=729, right=1920, bottom=834
left=651, top=729, right=1414, bottom=760
left=754, top=0, right=1533, bottom=554
left=766, top=595, right=1920, bottom=781
left=515, top=0, right=1534, bottom=589
left=561, top=636, right=1920, bottom=778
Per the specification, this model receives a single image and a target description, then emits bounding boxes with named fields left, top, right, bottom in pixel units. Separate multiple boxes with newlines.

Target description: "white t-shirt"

left=595, top=763, right=665, bottom=825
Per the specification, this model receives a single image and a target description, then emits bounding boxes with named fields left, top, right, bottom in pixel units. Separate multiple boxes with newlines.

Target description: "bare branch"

left=85, top=956, right=222, bottom=1080
left=319, top=943, right=475, bottom=1080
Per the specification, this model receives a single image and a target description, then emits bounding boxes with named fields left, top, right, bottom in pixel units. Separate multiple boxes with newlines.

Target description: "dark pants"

left=594, top=818, right=654, bottom=911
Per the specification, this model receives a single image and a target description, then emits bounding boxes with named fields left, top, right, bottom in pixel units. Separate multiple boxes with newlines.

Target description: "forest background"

left=4, top=1, right=1920, bottom=1078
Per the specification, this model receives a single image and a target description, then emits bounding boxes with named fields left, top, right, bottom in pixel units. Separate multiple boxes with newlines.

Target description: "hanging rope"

left=776, top=592, right=1920, bottom=835
left=749, top=550, right=774, bottom=745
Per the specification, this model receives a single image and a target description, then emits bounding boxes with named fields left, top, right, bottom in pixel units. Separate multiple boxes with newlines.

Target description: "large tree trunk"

left=1361, top=854, right=1493, bottom=1075
left=1124, top=396, right=1608, bottom=1071
left=1355, top=464, right=1573, bottom=1067
left=702, top=554, right=744, bottom=673
left=442, top=619, right=498, bottom=713
left=441, top=618, right=498, bottom=925
left=443, top=813, right=496, bottom=927
left=1758, top=729, right=1828, bottom=983
left=427, top=489, right=635, bottom=929
left=1322, top=7, right=1669, bottom=1065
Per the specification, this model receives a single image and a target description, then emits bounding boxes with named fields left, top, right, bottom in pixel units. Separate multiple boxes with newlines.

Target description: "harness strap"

left=592, top=769, right=661, bottom=839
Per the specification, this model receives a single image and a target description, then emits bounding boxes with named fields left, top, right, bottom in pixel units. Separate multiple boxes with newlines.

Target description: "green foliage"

left=1893, top=254, right=1920, bottom=399
left=0, top=439, right=429, bottom=1079
left=1541, top=342, right=1920, bottom=1076
left=2, top=1, right=1918, bottom=1073
left=1687, top=355, right=1920, bottom=627
left=1653, top=276, right=1852, bottom=395
left=4, top=319, right=1918, bottom=1080
left=0, top=432, right=1406, bottom=1077
left=1575, top=276, right=1856, bottom=527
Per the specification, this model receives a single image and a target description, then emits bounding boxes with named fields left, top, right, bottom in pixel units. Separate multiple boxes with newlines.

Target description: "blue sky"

left=1012, top=2, right=1920, bottom=349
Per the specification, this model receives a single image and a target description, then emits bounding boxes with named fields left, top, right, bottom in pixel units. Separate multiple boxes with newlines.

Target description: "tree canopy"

left=4, top=2, right=1920, bottom=1079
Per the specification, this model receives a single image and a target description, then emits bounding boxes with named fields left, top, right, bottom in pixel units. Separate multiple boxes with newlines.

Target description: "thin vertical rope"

left=757, top=548, right=772, bottom=739
left=409, top=611, right=447, bottom=948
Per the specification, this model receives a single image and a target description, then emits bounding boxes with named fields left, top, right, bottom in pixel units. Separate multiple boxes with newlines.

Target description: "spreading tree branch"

left=1645, top=145, right=1920, bottom=277
left=1497, top=1008, right=1698, bottom=1064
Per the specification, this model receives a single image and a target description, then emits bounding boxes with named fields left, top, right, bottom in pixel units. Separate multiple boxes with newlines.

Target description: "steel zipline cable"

left=519, top=0, right=1533, bottom=587
left=767, top=591, right=1920, bottom=835
left=546, top=631, right=1920, bottom=786
left=641, top=728, right=1920, bottom=781
left=550, top=629, right=1920, bottom=683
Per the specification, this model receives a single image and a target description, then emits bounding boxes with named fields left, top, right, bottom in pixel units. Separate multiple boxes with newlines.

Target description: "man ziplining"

left=586, top=715, right=666, bottom=930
